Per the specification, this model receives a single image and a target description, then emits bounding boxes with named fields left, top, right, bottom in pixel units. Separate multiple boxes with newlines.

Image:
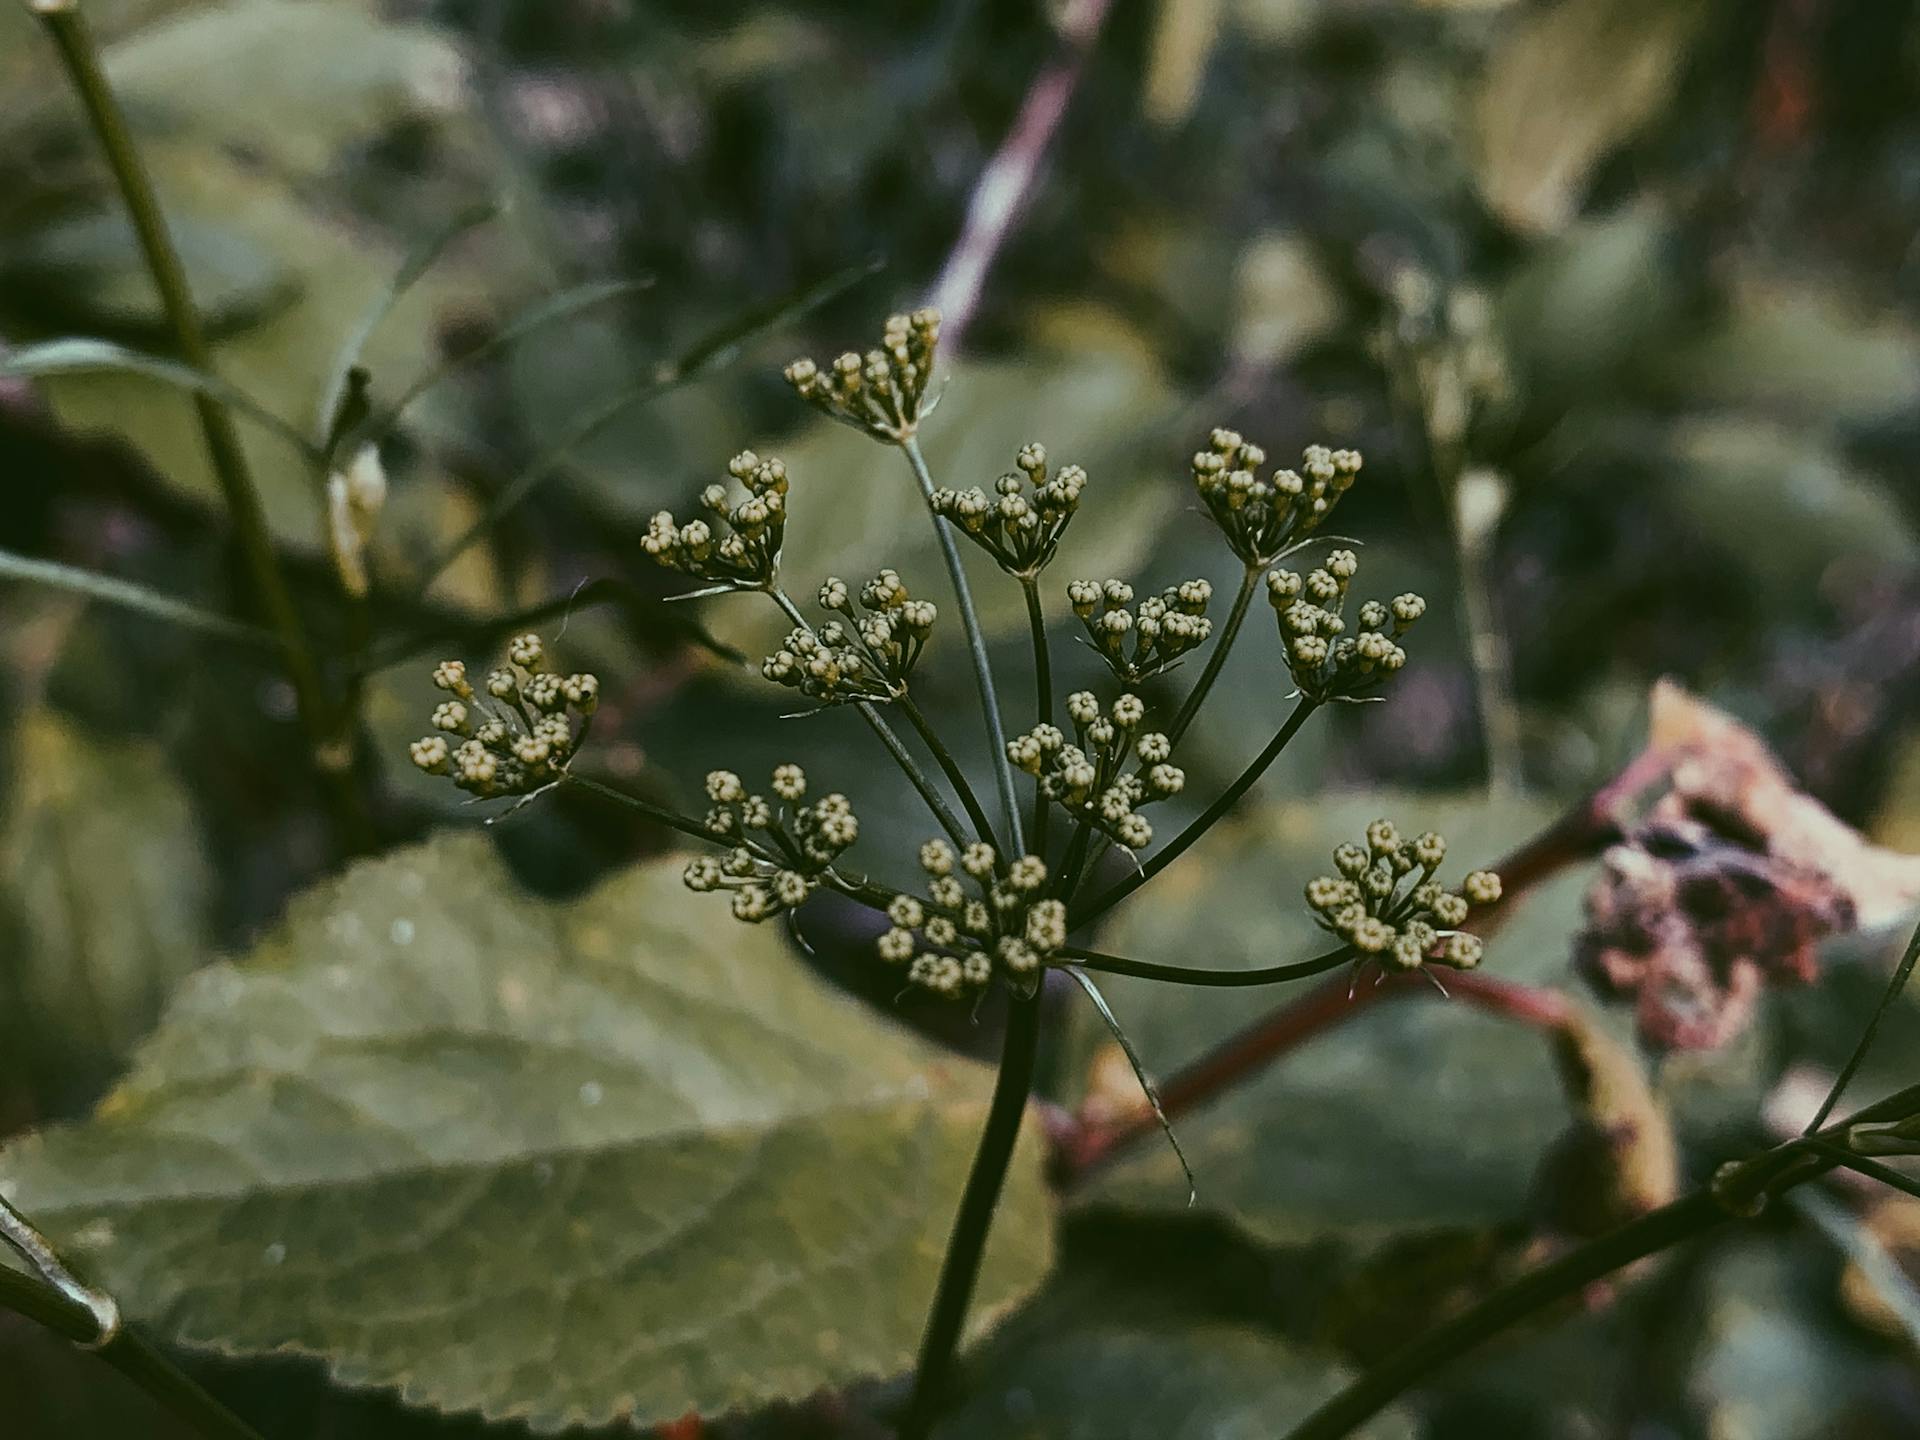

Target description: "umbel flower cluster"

left=875, top=841, right=1069, bottom=995
left=1193, top=430, right=1362, bottom=566
left=414, top=307, right=1488, bottom=1004
left=784, top=307, right=941, bottom=442
left=1006, top=692, right=1183, bottom=850
left=683, top=765, right=859, bottom=923
left=1305, top=821, right=1502, bottom=971
left=1070, top=577, right=1212, bottom=684
left=929, top=443, right=1086, bottom=577
left=408, top=634, right=598, bottom=799
left=761, top=571, right=938, bottom=705
left=641, top=450, right=789, bottom=590
left=1268, top=550, right=1425, bottom=702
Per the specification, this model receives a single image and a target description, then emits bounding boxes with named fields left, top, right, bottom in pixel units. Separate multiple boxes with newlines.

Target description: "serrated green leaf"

left=1068, top=792, right=1591, bottom=1249
left=0, top=710, right=211, bottom=1107
left=0, top=835, right=1054, bottom=1431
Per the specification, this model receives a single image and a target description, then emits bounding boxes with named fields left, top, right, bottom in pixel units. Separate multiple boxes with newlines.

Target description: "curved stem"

left=900, top=988, right=1044, bottom=1438
left=1074, top=696, right=1320, bottom=926
left=34, top=4, right=361, bottom=845
left=1020, top=576, right=1052, bottom=858
left=900, top=437, right=1024, bottom=853
left=1806, top=913, right=1920, bottom=1133
left=899, top=696, right=1000, bottom=851
left=1167, top=562, right=1259, bottom=746
left=1055, top=942, right=1353, bottom=988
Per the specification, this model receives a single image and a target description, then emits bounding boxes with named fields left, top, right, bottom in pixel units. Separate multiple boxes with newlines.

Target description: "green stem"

left=899, top=696, right=1000, bottom=852
left=1806, top=913, right=1920, bottom=1133
left=1073, top=696, right=1320, bottom=927
left=1167, top=562, right=1259, bottom=746
left=899, top=988, right=1044, bottom=1438
left=1055, top=942, right=1353, bottom=988
left=567, top=774, right=747, bottom=850
left=0, top=1218, right=263, bottom=1440
left=34, top=4, right=360, bottom=841
left=900, top=437, right=1024, bottom=853
left=855, top=702, right=972, bottom=850
left=1020, top=575, right=1052, bottom=858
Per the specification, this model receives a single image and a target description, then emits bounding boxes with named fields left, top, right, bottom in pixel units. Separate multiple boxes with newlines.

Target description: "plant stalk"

left=900, top=437, right=1024, bottom=853
left=35, top=3, right=360, bottom=839
left=1167, top=562, right=1259, bottom=746
left=899, top=987, right=1044, bottom=1438
left=899, top=695, right=1001, bottom=852
left=1020, top=575, right=1052, bottom=857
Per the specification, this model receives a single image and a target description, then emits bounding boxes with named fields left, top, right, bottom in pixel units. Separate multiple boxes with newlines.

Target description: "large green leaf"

left=0, top=710, right=211, bottom=1107
left=700, top=355, right=1183, bottom=659
left=1068, top=792, right=1592, bottom=1249
left=0, top=835, right=1055, bottom=1430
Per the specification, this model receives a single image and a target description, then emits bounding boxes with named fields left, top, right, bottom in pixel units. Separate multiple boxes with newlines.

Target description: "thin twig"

left=1805, top=913, right=1920, bottom=1134
left=926, top=0, right=1116, bottom=349
left=0, top=548, right=278, bottom=649
left=35, top=3, right=359, bottom=836
left=1167, top=562, right=1258, bottom=747
left=899, top=695, right=1001, bottom=852
left=1021, top=575, right=1053, bottom=857
left=1055, top=942, right=1353, bottom=988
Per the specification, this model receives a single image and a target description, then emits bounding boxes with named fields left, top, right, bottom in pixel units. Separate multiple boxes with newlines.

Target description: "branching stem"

left=1020, top=575, right=1052, bottom=858
left=1167, top=562, right=1259, bottom=746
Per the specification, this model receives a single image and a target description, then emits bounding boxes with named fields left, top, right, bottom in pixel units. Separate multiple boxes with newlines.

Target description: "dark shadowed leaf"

left=0, top=836, right=1055, bottom=1431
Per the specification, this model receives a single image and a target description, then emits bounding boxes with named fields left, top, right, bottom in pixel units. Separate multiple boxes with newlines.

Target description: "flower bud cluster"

left=1068, top=576, right=1213, bottom=684
left=642, top=450, right=789, bottom=590
left=410, top=635, right=599, bottom=799
left=783, top=308, right=942, bottom=443
left=1266, top=551, right=1424, bottom=702
left=876, top=839, right=1068, bottom=997
left=681, top=765, right=859, bottom=923
left=1304, top=820, right=1501, bottom=971
left=1193, top=431, right=1361, bottom=565
left=929, top=442, right=1086, bottom=577
left=761, top=570, right=937, bottom=705
left=1005, top=691, right=1183, bottom=850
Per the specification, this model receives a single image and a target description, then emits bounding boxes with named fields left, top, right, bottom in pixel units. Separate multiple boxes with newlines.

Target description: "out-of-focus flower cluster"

left=409, top=635, right=598, bottom=799
left=1304, top=820, right=1500, bottom=971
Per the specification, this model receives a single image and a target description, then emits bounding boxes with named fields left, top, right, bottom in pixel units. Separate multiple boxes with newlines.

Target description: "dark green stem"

left=568, top=774, right=746, bottom=850
left=1806, top=913, right=1920, bottom=1133
left=900, top=437, right=1024, bottom=853
left=855, top=702, right=972, bottom=850
left=899, top=696, right=1000, bottom=851
left=1167, top=562, right=1259, bottom=746
left=0, top=1235, right=264, bottom=1440
left=899, top=988, right=1044, bottom=1438
left=1073, top=696, right=1320, bottom=926
left=1020, top=575, right=1052, bottom=858
left=1055, top=942, right=1353, bottom=988
left=35, top=3, right=361, bottom=843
